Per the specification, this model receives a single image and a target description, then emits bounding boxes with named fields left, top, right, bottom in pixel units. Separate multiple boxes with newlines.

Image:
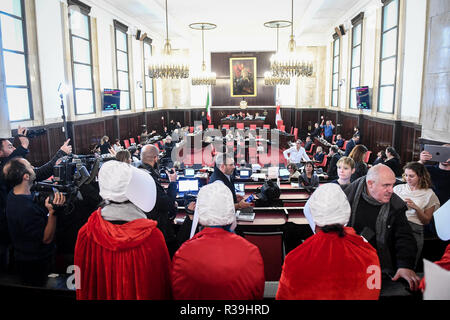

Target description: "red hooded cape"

left=171, top=228, right=265, bottom=300
left=276, top=227, right=380, bottom=300
left=74, top=208, right=172, bottom=300
left=419, top=244, right=450, bottom=291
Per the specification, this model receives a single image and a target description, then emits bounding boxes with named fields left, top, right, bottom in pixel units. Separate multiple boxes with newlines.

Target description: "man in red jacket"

left=276, top=183, right=381, bottom=300
left=74, top=160, right=172, bottom=300
left=171, top=181, right=265, bottom=300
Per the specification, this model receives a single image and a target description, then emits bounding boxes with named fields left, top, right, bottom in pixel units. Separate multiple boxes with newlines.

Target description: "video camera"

left=25, top=128, right=47, bottom=139
left=31, top=155, right=105, bottom=214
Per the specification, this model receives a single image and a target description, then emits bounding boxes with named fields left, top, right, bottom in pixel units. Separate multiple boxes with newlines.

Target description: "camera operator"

left=139, top=144, right=178, bottom=257
left=3, top=157, right=66, bottom=286
left=0, top=130, right=72, bottom=270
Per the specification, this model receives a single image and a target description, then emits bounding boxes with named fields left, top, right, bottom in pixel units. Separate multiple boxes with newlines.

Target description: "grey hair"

left=366, top=163, right=391, bottom=182
left=215, top=152, right=234, bottom=166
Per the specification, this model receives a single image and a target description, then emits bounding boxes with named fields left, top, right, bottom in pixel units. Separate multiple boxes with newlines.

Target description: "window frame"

left=0, top=0, right=33, bottom=122
left=349, top=12, right=364, bottom=110
left=143, top=37, right=154, bottom=109
left=114, top=19, right=130, bottom=111
left=68, top=0, right=95, bottom=115
left=377, top=0, right=400, bottom=114
left=331, top=33, right=340, bottom=107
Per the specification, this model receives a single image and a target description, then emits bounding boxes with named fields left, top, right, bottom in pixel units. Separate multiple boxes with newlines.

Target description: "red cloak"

left=171, top=228, right=265, bottom=300
left=74, top=209, right=172, bottom=300
left=276, top=227, right=380, bottom=300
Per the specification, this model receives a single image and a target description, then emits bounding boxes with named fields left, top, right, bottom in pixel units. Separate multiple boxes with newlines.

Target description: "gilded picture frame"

left=230, top=57, right=257, bottom=97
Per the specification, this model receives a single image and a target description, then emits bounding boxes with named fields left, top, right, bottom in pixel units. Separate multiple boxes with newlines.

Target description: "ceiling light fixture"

left=270, top=0, right=314, bottom=78
left=189, top=22, right=217, bottom=86
left=148, top=0, right=189, bottom=79
left=263, top=20, right=291, bottom=86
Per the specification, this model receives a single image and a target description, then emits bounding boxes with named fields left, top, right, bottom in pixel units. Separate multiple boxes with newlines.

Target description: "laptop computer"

left=177, top=179, right=199, bottom=197
left=184, top=168, right=195, bottom=177
left=279, top=168, right=290, bottom=180
left=239, top=169, right=251, bottom=179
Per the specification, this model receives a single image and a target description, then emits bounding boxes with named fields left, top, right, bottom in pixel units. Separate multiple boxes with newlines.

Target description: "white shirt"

left=283, top=146, right=310, bottom=163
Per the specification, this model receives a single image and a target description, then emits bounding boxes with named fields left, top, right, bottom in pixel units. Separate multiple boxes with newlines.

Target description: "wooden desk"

left=221, top=119, right=265, bottom=128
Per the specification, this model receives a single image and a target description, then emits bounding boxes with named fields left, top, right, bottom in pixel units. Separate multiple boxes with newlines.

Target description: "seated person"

left=393, top=162, right=440, bottom=269
left=287, top=163, right=301, bottom=182
left=99, top=136, right=112, bottom=155
left=313, top=146, right=326, bottom=163
left=373, top=150, right=387, bottom=166
left=333, top=134, right=344, bottom=148
left=276, top=183, right=380, bottom=300
left=324, top=145, right=341, bottom=180
left=4, top=158, right=66, bottom=286
left=299, top=161, right=319, bottom=191
left=74, top=160, right=171, bottom=300
left=331, top=156, right=355, bottom=187
left=112, top=139, right=122, bottom=153
left=171, top=182, right=265, bottom=300
left=349, top=145, right=368, bottom=182
left=115, top=150, right=132, bottom=164
left=304, top=136, right=313, bottom=152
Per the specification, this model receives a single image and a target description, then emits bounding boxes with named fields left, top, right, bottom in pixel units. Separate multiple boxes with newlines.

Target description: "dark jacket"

left=350, top=161, right=368, bottom=182
left=344, top=139, right=357, bottom=156
left=343, top=177, right=417, bottom=274
left=6, top=192, right=55, bottom=261
left=384, top=158, right=402, bottom=177
left=327, top=153, right=341, bottom=180
left=139, top=162, right=177, bottom=236
left=208, top=165, right=237, bottom=203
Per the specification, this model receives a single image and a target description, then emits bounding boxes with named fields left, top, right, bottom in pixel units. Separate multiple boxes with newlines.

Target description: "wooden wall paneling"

left=340, top=113, right=359, bottom=140
left=362, top=118, right=393, bottom=160
left=300, top=110, right=321, bottom=134
left=73, top=120, right=106, bottom=155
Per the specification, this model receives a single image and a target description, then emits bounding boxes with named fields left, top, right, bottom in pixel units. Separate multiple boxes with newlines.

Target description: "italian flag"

left=206, top=90, right=211, bottom=124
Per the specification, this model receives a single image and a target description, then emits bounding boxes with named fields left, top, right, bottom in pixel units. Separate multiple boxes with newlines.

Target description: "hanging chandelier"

left=270, top=0, right=314, bottom=78
left=263, top=20, right=291, bottom=86
left=189, top=22, right=217, bottom=86
left=148, top=0, right=189, bottom=79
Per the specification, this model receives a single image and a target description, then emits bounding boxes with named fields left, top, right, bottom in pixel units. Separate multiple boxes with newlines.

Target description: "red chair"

left=123, top=139, right=130, bottom=149
left=364, top=151, right=372, bottom=163
left=237, top=123, right=244, bottom=130
left=208, top=125, right=214, bottom=129
left=290, top=127, right=293, bottom=134
left=222, top=124, right=230, bottom=130
left=331, top=134, right=336, bottom=144
left=243, top=231, right=285, bottom=281
left=263, top=124, right=270, bottom=130
left=130, top=138, right=135, bottom=145
left=315, top=155, right=328, bottom=168
left=250, top=124, right=257, bottom=130
left=189, top=126, right=194, bottom=133
left=153, top=142, right=160, bottom=151
left=280, top=125, right=285, bottom=132
left=341, top=140, right=348, bottom=151
left=293, top=128, right=298, bottom=141
left=137, top=135, right=141, bottom=143
left=306, top=143, right=315, bottom=155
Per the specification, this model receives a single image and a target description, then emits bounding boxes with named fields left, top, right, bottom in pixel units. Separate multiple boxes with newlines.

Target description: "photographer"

left=0, top=132, right=72, bottom=270
left=139, top=144, right=178, bottom=256
left=3, top=157, right=66, bottom=286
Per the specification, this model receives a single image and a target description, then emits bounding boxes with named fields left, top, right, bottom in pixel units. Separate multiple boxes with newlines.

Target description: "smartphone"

left=245, top=194, right=255, bottom=203
left=424, top=144, right=450, bottom=163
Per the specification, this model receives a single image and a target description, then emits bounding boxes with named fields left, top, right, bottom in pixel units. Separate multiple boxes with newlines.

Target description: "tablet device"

left=424, top=145, right=450, bottom=163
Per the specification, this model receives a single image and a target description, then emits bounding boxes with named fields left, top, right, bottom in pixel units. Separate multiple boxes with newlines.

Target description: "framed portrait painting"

left=230, top=57, right=257, bottom=97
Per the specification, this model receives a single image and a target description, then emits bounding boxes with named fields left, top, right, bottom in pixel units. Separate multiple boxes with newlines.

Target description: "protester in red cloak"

left=171, top=181, right=265, bottom=300
left=276, top=183, right=381, bottom=300
left=74, top=160, right=171, bottom=300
